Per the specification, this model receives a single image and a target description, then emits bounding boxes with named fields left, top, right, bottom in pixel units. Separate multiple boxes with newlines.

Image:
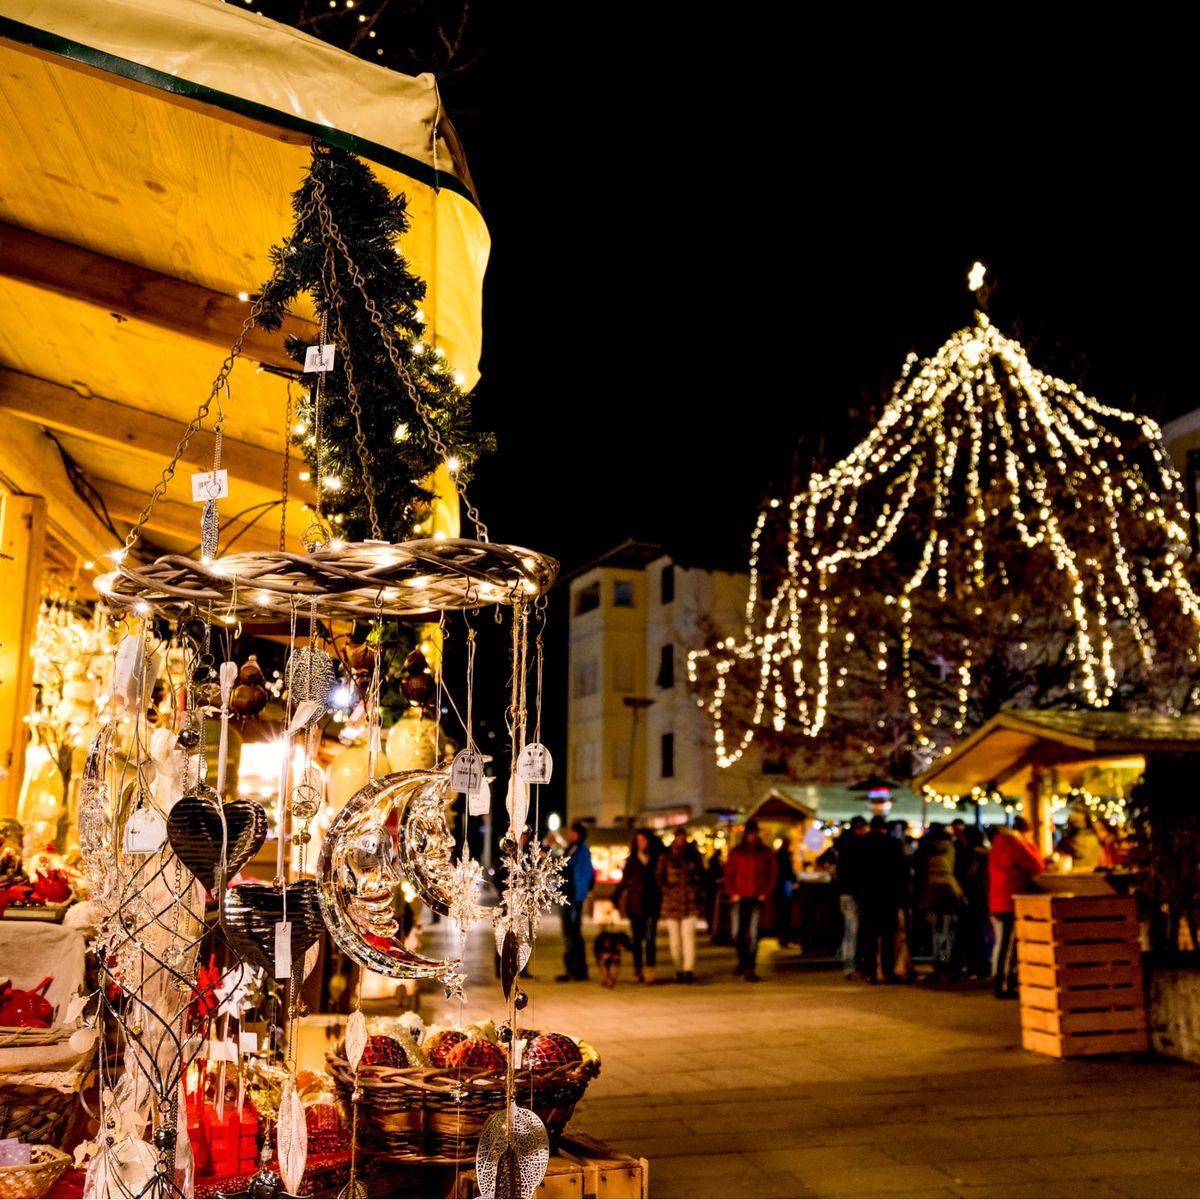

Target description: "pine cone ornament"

left=424, top=1029, right=468, bottom=1068
left=444, top=1036, right=506, bottom=1071
left=524, top=1033, right=581, bottom=1071
left=359, top=1035, right=408, bottom=1068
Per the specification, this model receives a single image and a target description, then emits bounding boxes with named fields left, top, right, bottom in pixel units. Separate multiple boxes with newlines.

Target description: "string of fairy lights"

left=689, top=265, right=1200, bottom=771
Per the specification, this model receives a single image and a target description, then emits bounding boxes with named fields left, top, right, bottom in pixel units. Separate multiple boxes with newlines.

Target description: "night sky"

left=450, top=20, right=1195, bottom=580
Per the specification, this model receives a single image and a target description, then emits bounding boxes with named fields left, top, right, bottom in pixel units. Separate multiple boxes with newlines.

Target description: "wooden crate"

left=1014, top=893, right=1147, bottom=1058
left=451, top=1133, right=648, bottom=1199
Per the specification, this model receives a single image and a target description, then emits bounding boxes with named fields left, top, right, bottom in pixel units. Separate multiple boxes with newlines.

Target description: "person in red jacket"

left=988, top=816, right=1044, bottom=999
left=724, top=820, right=778, bottom=982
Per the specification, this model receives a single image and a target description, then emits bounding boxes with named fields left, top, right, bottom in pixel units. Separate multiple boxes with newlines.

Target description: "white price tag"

left=274, top=921, right=292, bottom=980
left=450, top=749, right=484, bottom=794
left=191, top=469, right=229, bottom=502
left=304, top=344, right=337, bottom=373
left=467, top=774, right=492, bottom=817
left=516, top=743, right=554, bottom=785
left=123, top=807, right=166, bottom=854
left=239, top=1031, right=259, bottom=1054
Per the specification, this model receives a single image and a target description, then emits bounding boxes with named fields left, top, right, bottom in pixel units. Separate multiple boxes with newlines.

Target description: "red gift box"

left=304, top=1101, right=342, bottom=1155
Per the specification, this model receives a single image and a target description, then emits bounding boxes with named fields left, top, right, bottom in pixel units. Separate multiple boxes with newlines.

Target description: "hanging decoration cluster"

left=79, top=140, right=569, bottom=1199
left=690, top=267, right=1200, bottom=774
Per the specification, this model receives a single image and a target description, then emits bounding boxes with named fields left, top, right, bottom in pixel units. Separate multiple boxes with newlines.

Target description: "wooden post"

left=0, top=494, right=46, bottom=818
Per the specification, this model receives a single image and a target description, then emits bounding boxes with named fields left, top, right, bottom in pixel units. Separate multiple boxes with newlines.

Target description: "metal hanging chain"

left=325, top=249, right=382, bottom=539
left=309, top=176, right=489, bottom=542
left=314, top=308, right=329, bottom=527
left=119, top=192, right=319, bottom=558
left=280, top=382, right=293, bottom=551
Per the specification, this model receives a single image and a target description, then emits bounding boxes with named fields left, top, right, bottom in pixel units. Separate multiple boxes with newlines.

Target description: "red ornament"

left=0, top=976, right=54, bottom=1027
left=424, top=1029, right=468, bottom=1068
left=524, top=1033, right=581, bottom=1071
left=359, top=1035, right=408, bottom=1068
left=444, top=1037, right=506, bottom=1072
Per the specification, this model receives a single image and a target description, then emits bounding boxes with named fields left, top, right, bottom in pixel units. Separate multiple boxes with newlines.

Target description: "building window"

left=611, top=740, right=631, bottom=780
left=613, top=579, right=634, bottom=607
left=573, top=659, right=598, bottom=697
left=762, top=756, right=789, bottom=775
left=661, top=732, right=675, bottom=779
left=575, top=582, right=600, bottom=615
left=573, top=742, right=598, bottom=781
left=657, top=644, right=675, bottom=689
left=661, top=564, right=675, bottom=605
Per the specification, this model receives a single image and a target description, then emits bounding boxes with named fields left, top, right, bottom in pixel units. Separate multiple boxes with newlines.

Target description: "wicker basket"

left=326, top=1037, right=600, bottom=1162
left=0, top=1079, right=81, bottom=1146
left=0, top=1144, right=71, bottom=1199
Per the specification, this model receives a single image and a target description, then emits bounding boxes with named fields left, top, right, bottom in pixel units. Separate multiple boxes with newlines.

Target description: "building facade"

left=566, top=541, right=765, bottom=827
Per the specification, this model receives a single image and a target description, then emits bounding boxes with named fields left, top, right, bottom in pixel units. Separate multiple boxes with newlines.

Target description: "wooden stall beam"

left=0, top=222, right=316, bottom=371
left=0, top=369, right=314, bottom=502
left=0, top=417, right=116, bottom=563
left=93, top=478, right=282, bottom=556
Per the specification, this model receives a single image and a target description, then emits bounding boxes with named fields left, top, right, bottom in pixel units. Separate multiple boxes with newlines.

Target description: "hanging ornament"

left=223, top=881, right=324, bottom=975
left=286, top=646, right=334, bottom=710
left=475, top=1104, right=550, bottom=1200
left=399, top=650, right=435, bottom=707
left=230, top=655, right=269, bottom=718
left=166, top=789, right=268, bottom=894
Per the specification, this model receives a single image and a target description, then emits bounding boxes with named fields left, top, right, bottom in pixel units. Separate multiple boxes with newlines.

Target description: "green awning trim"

left=0, top=16, right=478, bottom=208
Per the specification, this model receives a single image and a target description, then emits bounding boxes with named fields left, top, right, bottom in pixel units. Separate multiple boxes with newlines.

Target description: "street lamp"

left=622, top=696, right=655, bottom=826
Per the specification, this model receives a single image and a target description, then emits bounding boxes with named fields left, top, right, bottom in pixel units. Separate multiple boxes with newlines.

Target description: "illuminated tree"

left=690, top=269, right=1200, bottom=781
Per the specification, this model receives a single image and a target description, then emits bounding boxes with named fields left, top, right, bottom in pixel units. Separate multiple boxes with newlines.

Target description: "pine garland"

left=255, top=145, right=494, bottom=543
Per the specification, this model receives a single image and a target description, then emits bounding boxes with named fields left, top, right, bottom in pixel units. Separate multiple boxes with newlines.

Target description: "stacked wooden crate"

left=1015, top=892, right=1147, bottom=1058
left=452, top=1133, right=649, bottom=1199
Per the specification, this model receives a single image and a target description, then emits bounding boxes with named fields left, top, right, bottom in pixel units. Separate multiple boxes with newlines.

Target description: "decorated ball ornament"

left=359, top=1035, right=408, bottom=1069
left=523, top=1033, right=581, bottom=1071
left=424, top=1029, right=468, bottom=1068
left=445, top=1037, right=506, bottom=1072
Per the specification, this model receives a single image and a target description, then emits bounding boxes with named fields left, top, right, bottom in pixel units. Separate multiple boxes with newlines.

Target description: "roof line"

left=0, top=17, right=478, bottom=208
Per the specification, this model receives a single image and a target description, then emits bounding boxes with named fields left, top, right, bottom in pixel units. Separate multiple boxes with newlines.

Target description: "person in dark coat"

left=855, top=816, right=907, bottom=983
left=835, top=817, right=869, bottom=978
left=774, top=833, right=798, bottom=947
left=611, top=829, right=663, bottom=983
left=556, top=821, right=595, bottom=982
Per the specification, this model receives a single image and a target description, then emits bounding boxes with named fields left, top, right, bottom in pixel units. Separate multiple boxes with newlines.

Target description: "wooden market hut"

left=0, top=0, right=485, bottom=816
left=914, top=709, right=1200, bottom=853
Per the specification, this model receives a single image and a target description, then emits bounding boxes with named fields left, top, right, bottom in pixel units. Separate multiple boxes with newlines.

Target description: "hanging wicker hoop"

left=95, top=538, right=558, bottom=621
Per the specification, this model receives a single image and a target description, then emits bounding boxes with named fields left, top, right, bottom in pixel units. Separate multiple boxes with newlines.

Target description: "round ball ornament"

left=424, top=1028, right=468, bottom=1067
left=524, top=1033, right=581, bottom=1071
left=359, top=1035, right=408, bottom=1069
left=445, top=1037, right=506, bottom=1072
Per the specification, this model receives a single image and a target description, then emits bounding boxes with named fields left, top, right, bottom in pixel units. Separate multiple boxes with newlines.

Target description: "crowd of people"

left=551, top=808, right=1116, bottom=993
left=829, top=808, right=1118, bottom=996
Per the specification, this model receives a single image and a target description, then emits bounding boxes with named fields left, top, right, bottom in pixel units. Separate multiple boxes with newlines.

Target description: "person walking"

left=611, top=829, right=663, bottom=983
left=656, top=828, right=705, bottom=983
left=989, top=816, right=1044, bottom=998
left=724, top=819, right=777, bottom=982
left=556, top=821, right=595, bottom=982
left=856, top=816, right=907, bottom=983
left=916, top=822, right=964, bottom=980
left=835, top=817, right=869, bottom=979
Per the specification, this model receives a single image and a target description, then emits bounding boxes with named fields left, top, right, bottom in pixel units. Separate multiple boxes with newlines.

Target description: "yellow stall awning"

left=0, top=0, right=488, bottom=573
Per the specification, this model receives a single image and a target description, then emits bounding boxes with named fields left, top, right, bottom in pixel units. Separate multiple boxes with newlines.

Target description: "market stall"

left=0, top=5, right=621, bottom=1199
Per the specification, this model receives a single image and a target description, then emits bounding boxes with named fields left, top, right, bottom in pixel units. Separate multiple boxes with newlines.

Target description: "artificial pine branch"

left=255, top=145, right=494, bottom=542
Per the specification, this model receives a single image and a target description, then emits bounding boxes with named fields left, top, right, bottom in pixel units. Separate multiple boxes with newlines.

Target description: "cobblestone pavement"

left=415, top=916, right=1200, bottom=1199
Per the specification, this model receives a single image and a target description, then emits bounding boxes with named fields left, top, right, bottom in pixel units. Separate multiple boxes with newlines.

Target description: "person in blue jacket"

left=556, top=821, right=595, bottom=981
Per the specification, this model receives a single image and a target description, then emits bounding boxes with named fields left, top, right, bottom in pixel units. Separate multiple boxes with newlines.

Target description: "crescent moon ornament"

left=316, top=768, right=489, bottom=992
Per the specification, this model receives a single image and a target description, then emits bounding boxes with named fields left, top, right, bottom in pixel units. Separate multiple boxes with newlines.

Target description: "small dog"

left=593, top=926, right=633, bottom=988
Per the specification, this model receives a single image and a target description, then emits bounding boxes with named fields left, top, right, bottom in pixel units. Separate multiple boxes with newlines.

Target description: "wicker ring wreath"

left=95, top=538, right=559, bottom=620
